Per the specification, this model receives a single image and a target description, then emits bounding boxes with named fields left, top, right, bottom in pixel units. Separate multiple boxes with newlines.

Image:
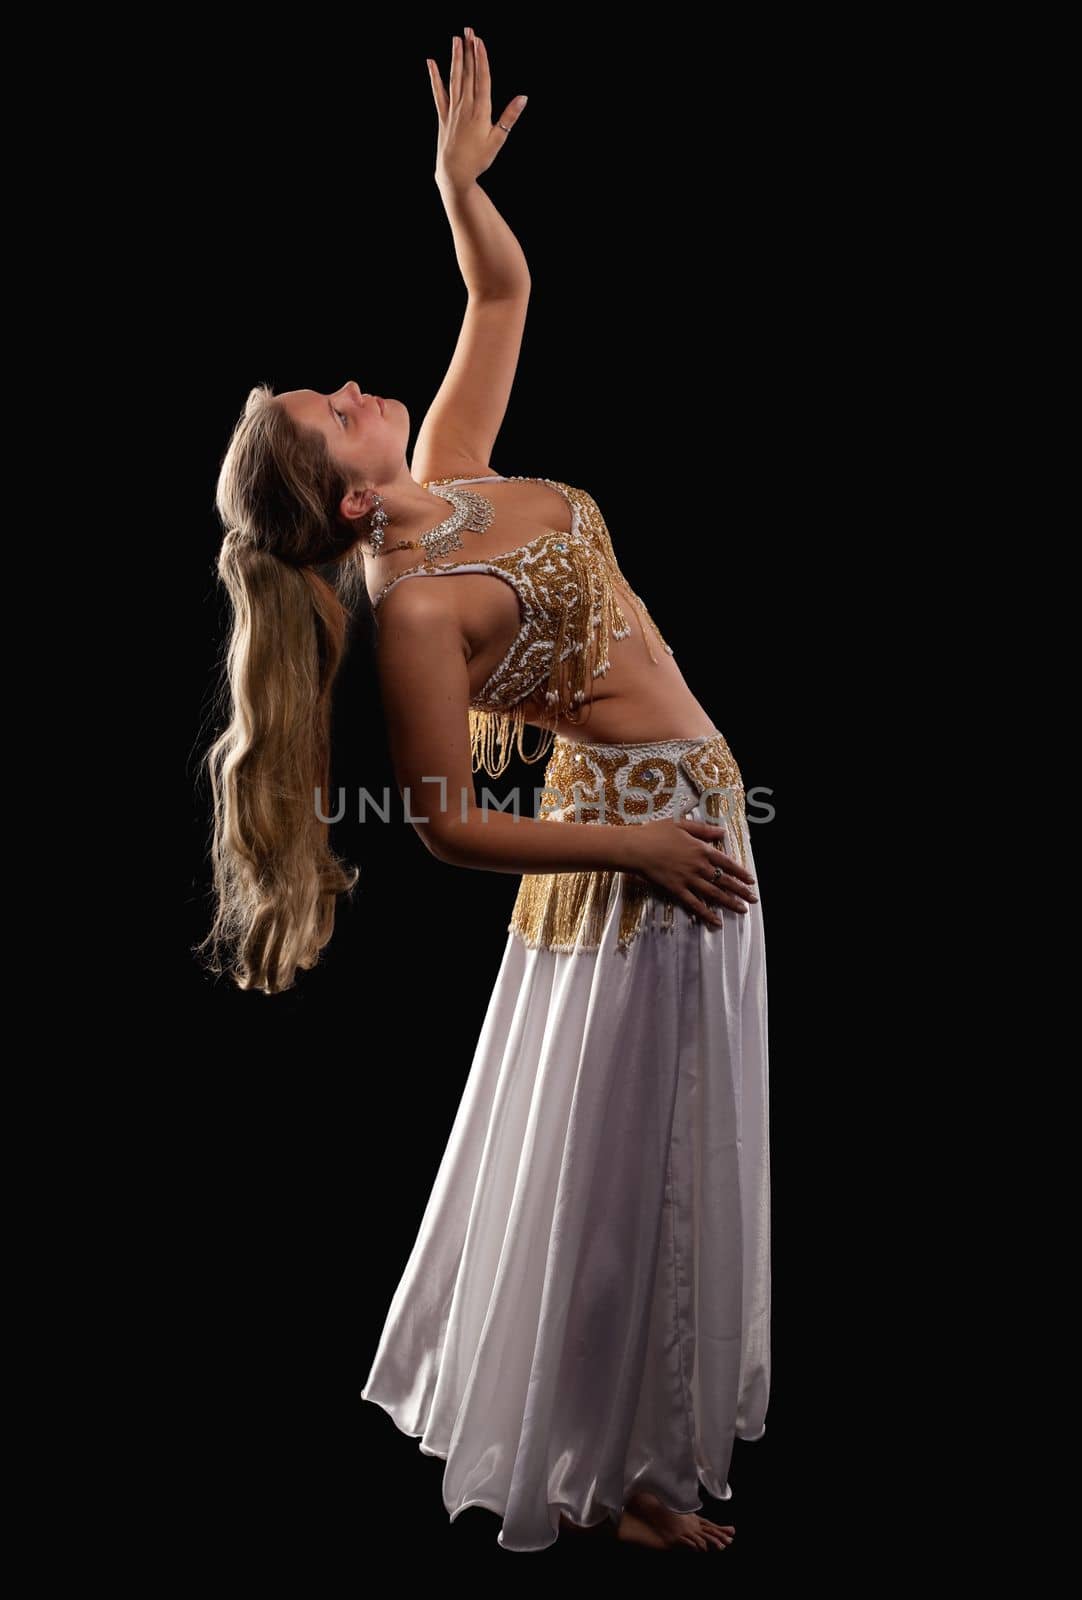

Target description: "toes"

left=703, top=1524, right=734, bottom=1547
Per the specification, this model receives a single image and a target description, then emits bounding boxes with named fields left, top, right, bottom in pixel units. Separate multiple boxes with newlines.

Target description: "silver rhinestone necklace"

left=370, top=488, right=496, bottom=560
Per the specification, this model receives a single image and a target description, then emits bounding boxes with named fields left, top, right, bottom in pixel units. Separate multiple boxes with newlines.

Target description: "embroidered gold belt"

left=508, top=728, right=747, bottom=955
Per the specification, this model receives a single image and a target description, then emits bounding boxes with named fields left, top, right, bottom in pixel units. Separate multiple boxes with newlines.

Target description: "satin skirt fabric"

left=360, top=728, right=770, bottom=1552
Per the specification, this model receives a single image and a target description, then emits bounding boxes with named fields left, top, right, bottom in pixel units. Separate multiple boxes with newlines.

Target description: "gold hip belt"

left=509, top=728, right=747, bottom=954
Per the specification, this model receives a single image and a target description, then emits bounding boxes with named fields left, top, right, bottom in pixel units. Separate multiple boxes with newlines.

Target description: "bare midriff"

left=367, top=477, right=718, bottom=746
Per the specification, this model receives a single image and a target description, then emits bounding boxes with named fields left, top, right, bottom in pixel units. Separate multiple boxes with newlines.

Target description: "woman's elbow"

left=416, top=817, right=467, bottom=868
left=422, top=813, right=489, bottom=870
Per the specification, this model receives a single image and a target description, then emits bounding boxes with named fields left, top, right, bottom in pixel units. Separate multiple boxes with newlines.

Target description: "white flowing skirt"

left=360, top=727, right=770, bottom=1552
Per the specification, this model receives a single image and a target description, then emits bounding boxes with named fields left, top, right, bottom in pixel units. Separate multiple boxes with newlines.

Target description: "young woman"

left=199, top=29, right=769, bottom=1554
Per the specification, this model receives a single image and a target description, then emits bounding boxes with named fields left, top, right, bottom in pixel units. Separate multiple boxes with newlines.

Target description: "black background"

left=164, top=10, right=891, bottom=1577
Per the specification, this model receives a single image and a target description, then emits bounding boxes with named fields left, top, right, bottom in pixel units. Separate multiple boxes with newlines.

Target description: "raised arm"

left=411, top=30, right=531, bottom=483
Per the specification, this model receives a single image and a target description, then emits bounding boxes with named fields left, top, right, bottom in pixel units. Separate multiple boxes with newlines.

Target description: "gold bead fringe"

left=469, top=703, right=554, bottom=779
left=508, top=868, right=679, bottom=956
left=467, top=481, right=674, bottom=779
left=507, top=731, right=749, bottom=954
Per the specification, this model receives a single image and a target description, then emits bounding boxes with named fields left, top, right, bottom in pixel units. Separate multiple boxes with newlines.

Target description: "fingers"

left=468, top=27, right=490, bottom=108
left=467, top=28, right=526, bottom=134
left=677, top=873, right=753, bottom=926
left=449, top=33, right=462, bottom=106
left=696, top=874, right=754, bottom=914
left=707, top=859, right=758, bottom=902
left=426, top=58, right=448, bottom=123
left=703, top=842, right=756, bottom=887
left=495, top=97, right=525, bottom=133
left=460, top=27, right=475, bottom=101
left=683, top=891, right=724, bottom=929
left=699, top=853, right=758, bottom=907
left=680, top=819, right=756, bottom=886
left=679, top=816, right=731, bottom=847
left=690, top=854, right=758, bottom=917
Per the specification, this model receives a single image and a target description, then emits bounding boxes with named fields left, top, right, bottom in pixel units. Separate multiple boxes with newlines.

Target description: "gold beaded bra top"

left=370, top=475, right=675, bottom=778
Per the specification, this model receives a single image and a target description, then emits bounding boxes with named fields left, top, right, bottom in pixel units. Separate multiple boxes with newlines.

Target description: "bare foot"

left=617, top=1487, right=735, bottom=1552
left=615, top=1508, right=670, bottom=1549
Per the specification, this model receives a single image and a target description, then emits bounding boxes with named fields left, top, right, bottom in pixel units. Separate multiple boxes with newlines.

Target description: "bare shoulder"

left=370, top=576, right=476, bottom=862
left=374, top=573, right=465, bottom=636
left=374, top=578, right=469, bottom=673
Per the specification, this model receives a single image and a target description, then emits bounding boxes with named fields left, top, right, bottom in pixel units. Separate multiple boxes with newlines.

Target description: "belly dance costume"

left=360, top=476, right=771, bottom=1552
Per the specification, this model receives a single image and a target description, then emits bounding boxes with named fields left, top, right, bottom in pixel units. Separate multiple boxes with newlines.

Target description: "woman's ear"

left=340, top=484, right=376, bottom=525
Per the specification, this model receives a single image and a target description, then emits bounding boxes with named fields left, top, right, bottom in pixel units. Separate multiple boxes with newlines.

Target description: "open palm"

left=427, top=28, right=527, bottom=187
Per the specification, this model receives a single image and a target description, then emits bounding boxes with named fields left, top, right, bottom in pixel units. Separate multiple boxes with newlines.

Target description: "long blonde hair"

left=195, top=383, right=369, bottom=995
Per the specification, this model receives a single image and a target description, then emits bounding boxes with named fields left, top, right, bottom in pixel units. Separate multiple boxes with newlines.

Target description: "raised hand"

left=427, top=27, right=528, bottom=188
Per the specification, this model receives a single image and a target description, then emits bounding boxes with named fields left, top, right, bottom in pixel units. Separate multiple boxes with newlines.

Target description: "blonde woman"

left=198, top=28, right=769, bottom=1555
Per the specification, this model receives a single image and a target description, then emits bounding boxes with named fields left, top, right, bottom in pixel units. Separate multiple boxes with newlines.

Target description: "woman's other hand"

left=623, top=816, right=759, bottom=928
left=428, top=28, right=528, bottom=189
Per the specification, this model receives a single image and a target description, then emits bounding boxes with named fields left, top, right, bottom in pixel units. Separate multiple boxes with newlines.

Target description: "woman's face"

left=276, top=381, right=407, bottom=501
